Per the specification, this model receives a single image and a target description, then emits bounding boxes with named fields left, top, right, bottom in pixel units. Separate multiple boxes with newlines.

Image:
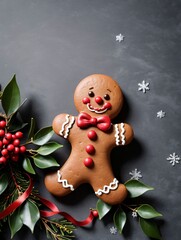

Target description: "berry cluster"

left=0, top=120, right=26, bottom=164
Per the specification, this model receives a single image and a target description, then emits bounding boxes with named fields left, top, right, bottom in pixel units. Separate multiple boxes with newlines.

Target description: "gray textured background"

left=0, top=0, right=181, bottom=239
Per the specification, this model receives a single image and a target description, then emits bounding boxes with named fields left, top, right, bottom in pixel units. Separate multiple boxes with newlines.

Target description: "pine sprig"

left=41, top=217, right=76, bottom=240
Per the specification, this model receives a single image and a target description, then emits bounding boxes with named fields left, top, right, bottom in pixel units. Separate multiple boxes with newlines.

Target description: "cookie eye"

left=104, top=94, right=110, bottom=100
left=88, top=91, right=95, bottom=97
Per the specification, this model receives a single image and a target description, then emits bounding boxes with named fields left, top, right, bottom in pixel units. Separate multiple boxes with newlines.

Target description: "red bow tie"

left=77, top=112, right=111, bottom=132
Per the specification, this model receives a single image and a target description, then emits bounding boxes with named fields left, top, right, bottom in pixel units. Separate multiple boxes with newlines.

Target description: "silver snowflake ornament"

left=157, top=110, right=166, bottom=119
left=110, top=226, right=117, bottom=235
left=116, top=33, right=125, bottom=42
left=129, top=168, right=142, bottom=180
left=167, top=153, right=180, bottom=166
left=138, top=80, right=150, bottom=93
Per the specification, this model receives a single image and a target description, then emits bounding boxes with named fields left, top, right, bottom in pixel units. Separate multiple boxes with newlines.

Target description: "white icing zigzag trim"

left=114, top=123, right=126, bottom=146
left=95, top=178, right=119, bottom=196
left=57, top=170, right=74, bottom=191
left=59, top=115, right=75, bottom=139
left=59, top=114, right=70, bottom=137
left=115, top=124, right=120, bottom=145
left=120, top=123, right=125, bottom=145
left=64, top=116, right=75, bottom=138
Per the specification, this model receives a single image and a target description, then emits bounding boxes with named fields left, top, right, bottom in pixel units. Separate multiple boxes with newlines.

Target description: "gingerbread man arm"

left=52, top=113, right=75, bottom=140
left=113, top=122, right=134, bottom=146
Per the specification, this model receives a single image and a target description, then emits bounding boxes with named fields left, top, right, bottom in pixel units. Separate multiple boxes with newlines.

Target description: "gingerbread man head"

left=74, top=74, right=123, bottom=119
left=45, top=74, right=134, bottom=205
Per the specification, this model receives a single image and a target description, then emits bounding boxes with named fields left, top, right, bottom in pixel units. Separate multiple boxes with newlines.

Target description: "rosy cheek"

left=82, top=97, right=90, bottom=104
left=104, top=102, right=112, bottom=109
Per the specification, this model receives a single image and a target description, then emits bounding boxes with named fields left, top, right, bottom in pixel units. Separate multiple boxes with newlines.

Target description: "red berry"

left=0, top=121, right=6, bottom=129
left=92, top=210, right=99, bottom=218
left=0, top=141, right=3, bottom=148
left=15, top=131, right=23, bottom=139
left=7, top=144, right=15, bottom=151
left=5, top=133, right=12, bottom=140
left=19, top=145, right=26, bottom=153
left=11, top=134, right=16, bottom=140
left=1, top=149, right=8, bottom=156
left=14, top=147, right=20, bottom=154
left=0, top=156, right=7, bottom=164
left=13, top=139, right=20, bottom=146
left=0, top=129, right=5, bottom=137
left=11, top=155, right=19, bottom=162
left=3, top=138, right=9, bottom=145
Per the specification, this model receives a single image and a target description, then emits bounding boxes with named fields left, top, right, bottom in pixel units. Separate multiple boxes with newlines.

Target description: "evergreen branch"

left=41, top=217, right=76, bottom=240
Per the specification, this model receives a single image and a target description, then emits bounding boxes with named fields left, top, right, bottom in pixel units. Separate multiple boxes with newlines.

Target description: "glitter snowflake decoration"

left=129, top=168, right=142, bottom=180
left=157, top=110, right=166, bottom=119
left=167, top=153, right=180, bottom=166
left=138, top=80, right=150, bottom=93
left=132, top=211, right=138, bottom=218
left=116, top=33, right=125, bottom=42
left=110, top=226, right=117, bottom=235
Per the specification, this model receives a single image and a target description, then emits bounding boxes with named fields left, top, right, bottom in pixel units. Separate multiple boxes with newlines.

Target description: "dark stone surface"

left=0, top=0, right=180, bottom=239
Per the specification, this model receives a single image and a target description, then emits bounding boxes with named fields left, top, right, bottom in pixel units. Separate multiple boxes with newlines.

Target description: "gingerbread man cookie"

left=45, top=74, right=134, bottom=205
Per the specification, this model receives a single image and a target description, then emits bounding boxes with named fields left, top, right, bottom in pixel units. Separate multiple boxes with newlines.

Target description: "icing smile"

left=87, top=102, right=112, bottom=114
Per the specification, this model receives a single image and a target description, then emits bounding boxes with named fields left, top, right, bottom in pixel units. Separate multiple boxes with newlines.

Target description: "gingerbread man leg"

left=90, top=171, right=127, bottom=205
left=45, top=171, right=72, bottom=197
left=45, top=156, right=85, bottom=197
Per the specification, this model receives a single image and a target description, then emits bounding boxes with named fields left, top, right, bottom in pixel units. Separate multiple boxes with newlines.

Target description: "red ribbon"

left=39, top=196, right=95, bottom=226
left=0, top=174, right=95, bottom=226
left=77, top=112, right=111, bottom=132
left=0, top=175, right=33, bottom=220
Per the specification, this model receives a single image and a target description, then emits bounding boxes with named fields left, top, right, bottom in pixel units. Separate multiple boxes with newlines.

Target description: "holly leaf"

left=0, top=173, right=8, bottom=195
left=137, top=204, right=162, bottom=219
left=37, top=142, right=62, bottom=156
left=20, top=200, right=40, bottom=233
left=22, top=157, right=36, bottom=174
left=2, top=75, right=21, bottom=116
left=96, top=199, right=112, bottom=220
left=8, top=207, right=23, bottom=238
left=125, top=180, right=154, bottom=198
left=33, top=154, right=59, bottom=168
left=113, top=208, right=126, bottom=234
left=139, top=218, right=162, bottom=239
left=32, top=126, right=54, bottom=145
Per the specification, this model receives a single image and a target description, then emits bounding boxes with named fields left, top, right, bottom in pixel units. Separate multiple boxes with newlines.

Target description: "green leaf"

left=8, top=110, right=28, bottom=132
left=37, top=142, right=62, bottom=156
left=9, top=122, right=28, bottom=132
left=28, top=117, right=36, bottom=140
left=113, top=208, right=126, bottom=234
left=96, top=199, right=112, bottom=220
left=2, top=75, right=21, bottom=116
left=33, top=126, right=54, bottom=145
left=125, top=180, right=154, bottom=198
left=139, top=218, right=162, bottom=239
left=22, top=157, right=36, bottom=174
left=33, top=154, right=59, bottom=168
left=8, top=208, right=23, bottom=238
left=137, top=204, right=162, bottom=219
left=0, top=173, right=8, bottom=195
left=20, top=200, right=40, bottom=233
